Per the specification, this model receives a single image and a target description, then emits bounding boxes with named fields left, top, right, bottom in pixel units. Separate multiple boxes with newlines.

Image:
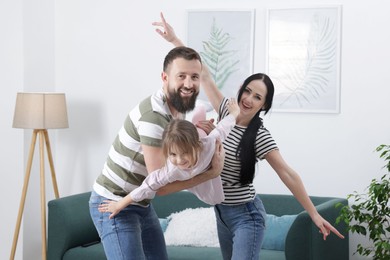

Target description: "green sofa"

left=47, top=191, right=349, bottom=260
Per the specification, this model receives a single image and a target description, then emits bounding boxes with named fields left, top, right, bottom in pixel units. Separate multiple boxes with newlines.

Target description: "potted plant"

left=336, top=144, right=390, bottom=259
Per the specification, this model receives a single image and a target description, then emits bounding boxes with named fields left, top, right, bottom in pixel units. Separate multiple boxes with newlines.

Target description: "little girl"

left=99, top=98, right=239, bottom=219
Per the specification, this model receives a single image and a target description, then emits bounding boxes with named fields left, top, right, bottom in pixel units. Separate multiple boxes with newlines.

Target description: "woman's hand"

left=152, top=12, right=184, bottom=47
left=312, top=214, right=345, bottom=240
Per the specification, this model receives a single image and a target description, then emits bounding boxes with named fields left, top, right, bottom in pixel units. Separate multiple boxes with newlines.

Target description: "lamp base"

left=10, top=129, right=60, bottom=260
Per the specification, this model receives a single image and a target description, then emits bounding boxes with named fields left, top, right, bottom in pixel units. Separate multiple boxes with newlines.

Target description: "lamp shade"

left=13, top=92, right=69, bottom=129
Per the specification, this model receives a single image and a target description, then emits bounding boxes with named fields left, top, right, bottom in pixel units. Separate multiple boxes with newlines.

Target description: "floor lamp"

left=11, top=92, right=69, bottom=260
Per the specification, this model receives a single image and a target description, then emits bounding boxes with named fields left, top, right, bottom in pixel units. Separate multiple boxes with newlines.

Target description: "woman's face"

left=239, top=79, right=268, bottom=122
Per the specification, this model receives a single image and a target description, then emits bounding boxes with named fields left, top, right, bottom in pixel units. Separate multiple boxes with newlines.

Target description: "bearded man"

left=89, top=46, right=224, bottom=260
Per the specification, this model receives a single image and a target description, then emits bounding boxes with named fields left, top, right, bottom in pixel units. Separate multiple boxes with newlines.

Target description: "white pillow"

left=164, top=207, right=220, bottom=247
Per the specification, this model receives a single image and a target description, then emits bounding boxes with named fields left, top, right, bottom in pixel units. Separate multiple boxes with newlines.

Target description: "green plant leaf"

left=336, top=144, right=390, bottom=259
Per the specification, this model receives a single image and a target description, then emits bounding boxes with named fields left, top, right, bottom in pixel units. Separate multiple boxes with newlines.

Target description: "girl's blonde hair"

left=162, top=119, right=203, bottom=165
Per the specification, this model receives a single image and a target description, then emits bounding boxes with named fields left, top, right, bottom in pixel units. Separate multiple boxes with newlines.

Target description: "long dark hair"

left=235, top=73, right=274, bottom=185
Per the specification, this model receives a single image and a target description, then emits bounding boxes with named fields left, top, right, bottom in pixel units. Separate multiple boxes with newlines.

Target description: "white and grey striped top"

left=218, top=98, right=278, bottom=205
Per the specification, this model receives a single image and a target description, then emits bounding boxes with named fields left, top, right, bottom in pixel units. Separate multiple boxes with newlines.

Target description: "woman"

left=153, top=12, right=345, bottom=260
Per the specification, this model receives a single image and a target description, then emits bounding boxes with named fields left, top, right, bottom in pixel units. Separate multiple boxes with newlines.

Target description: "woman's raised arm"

left=153, top=12, right=224, bottom=112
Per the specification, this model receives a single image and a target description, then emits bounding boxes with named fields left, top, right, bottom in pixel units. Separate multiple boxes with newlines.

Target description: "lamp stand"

left=10, top=129, right=60, bottom=260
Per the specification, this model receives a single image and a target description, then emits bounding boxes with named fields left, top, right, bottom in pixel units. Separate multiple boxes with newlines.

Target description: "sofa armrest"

left=47, top=191, right=100, bottom=260
left=284, top=198, right=349, bottom=260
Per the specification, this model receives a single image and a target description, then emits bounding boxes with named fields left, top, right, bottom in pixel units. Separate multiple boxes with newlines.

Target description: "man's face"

left=162, top=57, right=202, bottom=114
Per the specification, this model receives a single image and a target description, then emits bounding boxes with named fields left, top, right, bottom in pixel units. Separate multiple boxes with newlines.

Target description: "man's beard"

left=168, top=88, right=199, bottom=113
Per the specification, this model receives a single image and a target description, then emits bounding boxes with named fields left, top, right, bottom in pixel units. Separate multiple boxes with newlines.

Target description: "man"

left=89, top=46, right=224, bottom=260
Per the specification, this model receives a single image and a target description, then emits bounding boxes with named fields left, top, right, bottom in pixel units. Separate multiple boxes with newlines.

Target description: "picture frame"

left=266, top=5, right=342, bottom=113
left=187, top=9, right=255, bottom=106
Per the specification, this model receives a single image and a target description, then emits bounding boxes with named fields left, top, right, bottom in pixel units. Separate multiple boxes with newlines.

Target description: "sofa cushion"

left=159, top=218, right=169, bottom=232
left=262, top=214, right=297, bottom=251
left=166, top=246, right=222, bottom=260
left=164, top=207, right=219, bottom=247
left=163, top=206, right=297, bottom=251
left=63, top=242, right=106, bottom=260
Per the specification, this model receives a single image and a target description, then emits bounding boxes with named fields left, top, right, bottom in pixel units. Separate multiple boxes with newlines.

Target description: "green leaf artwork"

left=200, top=18, right=240, bottom=90
left=278, top=14, right=337, bottom=107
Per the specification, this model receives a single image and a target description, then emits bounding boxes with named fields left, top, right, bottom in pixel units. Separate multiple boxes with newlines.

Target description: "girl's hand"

left=98, top=200, right=120, bottom=219
left=195, top=118, right=215, bottom=135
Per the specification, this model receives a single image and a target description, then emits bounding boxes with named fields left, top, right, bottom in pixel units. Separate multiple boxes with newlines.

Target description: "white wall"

left=1, top=0, right=24, bottom=259
left=2, top=0, right=389, bottom=259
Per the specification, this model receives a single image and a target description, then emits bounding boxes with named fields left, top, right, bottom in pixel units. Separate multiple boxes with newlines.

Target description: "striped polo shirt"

left=218, top=98, right=278, bottom=205
left=93, top=89, right=178, bottom=206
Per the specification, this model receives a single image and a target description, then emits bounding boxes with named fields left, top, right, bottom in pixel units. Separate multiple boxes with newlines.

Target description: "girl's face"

left=239, top=79, right=267, bottom=123
left=168, top=144, right=195, bottom=170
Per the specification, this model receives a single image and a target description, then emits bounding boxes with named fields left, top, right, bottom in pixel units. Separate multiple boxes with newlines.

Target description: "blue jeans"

left=89, top=191, right=168, bottom=260
left=214, top=196, right=266, bottom=260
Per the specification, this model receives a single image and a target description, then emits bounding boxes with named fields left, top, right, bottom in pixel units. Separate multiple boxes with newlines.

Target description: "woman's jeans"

left=89, top=191, right=168, bottom=260
left=214, top=196, right=266, bottom=260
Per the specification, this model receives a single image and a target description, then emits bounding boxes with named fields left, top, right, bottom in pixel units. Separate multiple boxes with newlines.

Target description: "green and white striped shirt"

left=93, top=89, right=180, bottom=206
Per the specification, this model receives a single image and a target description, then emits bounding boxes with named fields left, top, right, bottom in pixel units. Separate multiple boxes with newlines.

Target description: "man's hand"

left=208, top=139, right=225, bottom=179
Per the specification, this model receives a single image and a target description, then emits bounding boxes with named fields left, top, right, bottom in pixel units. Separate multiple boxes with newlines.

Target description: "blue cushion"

left=262, top=214, right=297, bottom=251
left=159, top=218, right=169, bottom=232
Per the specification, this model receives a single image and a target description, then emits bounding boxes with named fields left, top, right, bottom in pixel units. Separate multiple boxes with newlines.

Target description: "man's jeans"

left=89, top=191, right=168, bottom=260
